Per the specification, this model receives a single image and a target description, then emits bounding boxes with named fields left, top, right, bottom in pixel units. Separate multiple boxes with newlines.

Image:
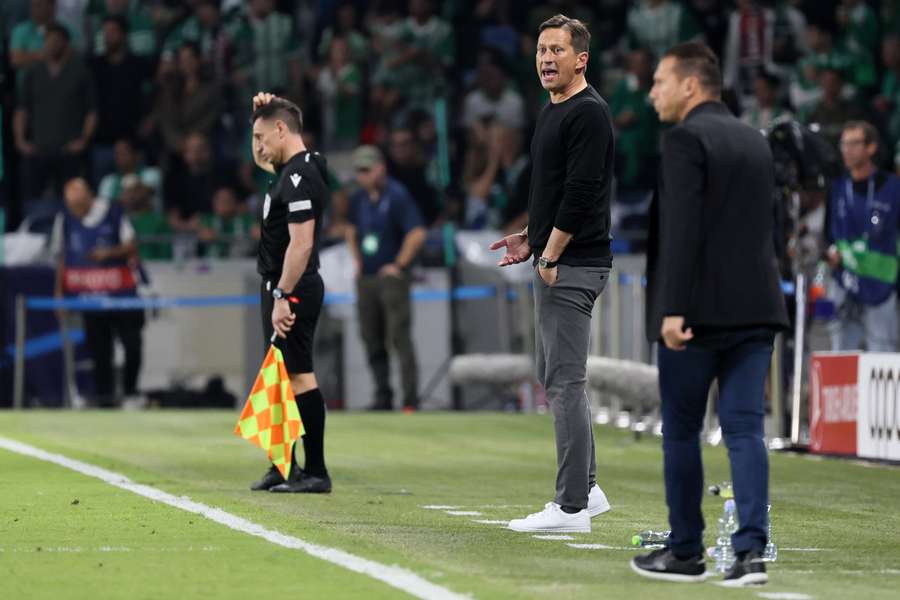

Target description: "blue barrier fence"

left=24, top=285, right=502, bottom=312
left=22, top=276, right=798, bottom=312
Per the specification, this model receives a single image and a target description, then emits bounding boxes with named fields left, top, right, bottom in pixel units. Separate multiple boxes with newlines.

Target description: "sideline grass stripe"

left=0, top=436, right=470, bottom=600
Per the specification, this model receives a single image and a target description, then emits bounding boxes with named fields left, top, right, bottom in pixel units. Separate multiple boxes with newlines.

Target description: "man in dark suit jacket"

left=631, top=42, right=788, bottom=587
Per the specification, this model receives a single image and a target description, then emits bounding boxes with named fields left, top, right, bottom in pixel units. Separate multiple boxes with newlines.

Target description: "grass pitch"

left=0, top=411, right=898, bottom=600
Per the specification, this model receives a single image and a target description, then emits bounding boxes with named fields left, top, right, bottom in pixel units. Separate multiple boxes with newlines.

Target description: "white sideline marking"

left=0, top=546, right=220, bottom=553
left=566, top=543, right=635, bottom=551
left=422, top=505, right=460, bottom=510
left=471, top=520, right=508, bottom=525
left=757, top=593, right=813, bottom=600
left=445, top=511, right=482, bottom=516
left=0, top=437, right=471, bottom=600
left=532, top=535, right=574, bottom=540
left=780, top=548, right=830, bottom=552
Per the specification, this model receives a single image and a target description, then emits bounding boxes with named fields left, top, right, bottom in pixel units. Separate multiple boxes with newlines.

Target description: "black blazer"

left=645, top=102, right=789, bottom=342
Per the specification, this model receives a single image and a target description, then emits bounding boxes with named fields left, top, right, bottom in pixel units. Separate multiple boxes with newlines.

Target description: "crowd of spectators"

left=0, top=0, right=899, bottom=264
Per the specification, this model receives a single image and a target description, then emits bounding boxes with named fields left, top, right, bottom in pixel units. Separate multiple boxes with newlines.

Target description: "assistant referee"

left=248, top=92, right=332, bottom=494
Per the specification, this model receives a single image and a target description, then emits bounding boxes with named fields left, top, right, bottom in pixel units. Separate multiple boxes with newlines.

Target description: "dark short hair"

left=663, top=41, right=722, bottom=97
left=250, top=98, right=304, bottom=133
left=538, top=14, right=590, bottom=54
left=45, top=22, right=70, bottom=42
left=102, top=14, right=128, bottom=34
left=843, top=120, right=880, bottom=148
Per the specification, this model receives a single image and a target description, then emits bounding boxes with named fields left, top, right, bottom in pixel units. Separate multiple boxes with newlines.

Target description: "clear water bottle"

left=714, top=499, right=738, bottom=573
left=631, top=530, right=670, bottom=548
left=763, top=504, right=778, bottom=562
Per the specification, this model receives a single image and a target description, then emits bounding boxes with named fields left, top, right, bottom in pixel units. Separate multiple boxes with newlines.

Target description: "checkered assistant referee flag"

left=234, top=343, right=304, bottom=478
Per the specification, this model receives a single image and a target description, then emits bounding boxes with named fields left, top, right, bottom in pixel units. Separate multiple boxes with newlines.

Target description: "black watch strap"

left=539, top=257, right=558, bottom=269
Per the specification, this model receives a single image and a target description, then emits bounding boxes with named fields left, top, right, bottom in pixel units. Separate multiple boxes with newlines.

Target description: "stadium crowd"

left=1, top=0, right=899, bottom=352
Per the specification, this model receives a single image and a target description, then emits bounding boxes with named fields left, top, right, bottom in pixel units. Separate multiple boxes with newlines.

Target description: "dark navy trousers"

left=657, top=329, right=774, bottom=557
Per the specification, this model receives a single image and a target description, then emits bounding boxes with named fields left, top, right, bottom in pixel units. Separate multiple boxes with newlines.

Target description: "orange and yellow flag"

left=234, top=345, right=304, bottom=478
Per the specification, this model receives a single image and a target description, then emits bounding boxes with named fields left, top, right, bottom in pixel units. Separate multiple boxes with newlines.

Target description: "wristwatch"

left=272, top=287, right=286, bottom=300
left=538, top=257, right=558, bottom=269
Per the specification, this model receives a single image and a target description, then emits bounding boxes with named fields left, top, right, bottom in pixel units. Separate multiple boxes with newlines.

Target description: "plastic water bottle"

left=631, top=530, right=670, bottom=548
left=763, top=504, right=778, bottom=562
left=714, top=499, right=738, bottom=573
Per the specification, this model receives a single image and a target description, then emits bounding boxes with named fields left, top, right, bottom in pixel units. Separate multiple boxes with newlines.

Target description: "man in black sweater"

left=490, top=14, right=613, bottom=534
left=631, top=42, right=788, bottom=586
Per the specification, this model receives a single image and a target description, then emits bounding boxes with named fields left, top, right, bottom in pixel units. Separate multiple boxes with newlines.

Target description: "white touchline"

left=444, top=511, right=482, bottom=516
left=470, top=520, right=508, bottom=525
left=0, top=437, right=472, bottom=600
left=532, top=535, right=574, bottom=541
left=566, top=543, right=635, bottom=551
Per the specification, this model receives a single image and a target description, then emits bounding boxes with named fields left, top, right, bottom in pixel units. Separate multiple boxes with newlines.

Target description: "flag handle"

left=270, top=331, right=278, bottom=344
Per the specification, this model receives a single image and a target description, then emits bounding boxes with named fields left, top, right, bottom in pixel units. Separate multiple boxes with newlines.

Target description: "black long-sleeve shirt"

left=527, top=85, right=614, bottom=266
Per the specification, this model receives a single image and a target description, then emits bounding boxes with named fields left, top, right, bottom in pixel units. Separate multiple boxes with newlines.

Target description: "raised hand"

left=489, top=232, right=532, bottom=267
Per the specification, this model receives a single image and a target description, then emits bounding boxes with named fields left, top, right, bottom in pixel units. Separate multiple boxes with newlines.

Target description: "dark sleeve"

left=18, top=66, right=33, bottom=109
left=82, top=63, right=97, bottom=112
left=554, top=102, right=612, bottom=235
left=283, top=171, right=319, bottom=224
left=347, top=193, right=359, bottom=227
left=659, top=126, right=706, bottom=316
left=162, top=170, right=180, bottom=212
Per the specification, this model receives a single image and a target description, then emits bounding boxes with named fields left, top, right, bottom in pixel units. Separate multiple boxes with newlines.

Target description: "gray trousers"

left=356, top=274, right=419, bottom=408
left=533, top=263, right=610, bottom=509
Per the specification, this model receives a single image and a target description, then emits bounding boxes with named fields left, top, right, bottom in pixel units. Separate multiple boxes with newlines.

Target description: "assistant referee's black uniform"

left=258, top=150, right=329, bottom=373
left=257, top=149, right=330, bottom=481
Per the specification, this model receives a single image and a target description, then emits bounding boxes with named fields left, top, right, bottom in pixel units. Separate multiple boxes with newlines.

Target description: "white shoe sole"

left=629, top=559, right=709, bottom=583
left=508, top=522, right=590, bottom=533
left=716, top=573, right=768, bottom=587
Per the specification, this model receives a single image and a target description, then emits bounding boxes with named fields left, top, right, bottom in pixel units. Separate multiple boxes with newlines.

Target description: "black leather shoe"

left=719, top=550, right=767, bottom=587
left=269, top=473, right=332, bottom=494
left=250, top=465, right=285, bottom=491
left=630, top=548, right=708, bottom=583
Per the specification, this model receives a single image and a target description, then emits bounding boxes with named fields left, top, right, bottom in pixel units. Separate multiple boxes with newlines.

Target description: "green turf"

left=0, top=412, right=898, bottom=600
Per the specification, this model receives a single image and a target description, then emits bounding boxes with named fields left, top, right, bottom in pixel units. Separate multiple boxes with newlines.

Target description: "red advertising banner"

left=63, top=266, right=136, bottom=294
left=809, top=353, right=859, bottom=455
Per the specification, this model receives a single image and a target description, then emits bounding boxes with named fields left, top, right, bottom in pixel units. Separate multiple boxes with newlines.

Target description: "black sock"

left=295, top=388, right=328, bottom=478
left=560, top=505, right=581, bottom=514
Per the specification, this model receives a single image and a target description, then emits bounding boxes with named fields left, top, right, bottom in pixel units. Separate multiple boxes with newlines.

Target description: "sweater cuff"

left=553, top=213, right=582, bottom=236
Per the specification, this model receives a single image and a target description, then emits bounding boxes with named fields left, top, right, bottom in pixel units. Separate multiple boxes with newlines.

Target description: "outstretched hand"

left=489, top=233, right=531, bottom=267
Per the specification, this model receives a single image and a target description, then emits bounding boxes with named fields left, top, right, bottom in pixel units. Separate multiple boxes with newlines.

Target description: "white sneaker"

left=588, top=484, right=611, bottom=517
left=508, top=502, right=590, bottom=533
